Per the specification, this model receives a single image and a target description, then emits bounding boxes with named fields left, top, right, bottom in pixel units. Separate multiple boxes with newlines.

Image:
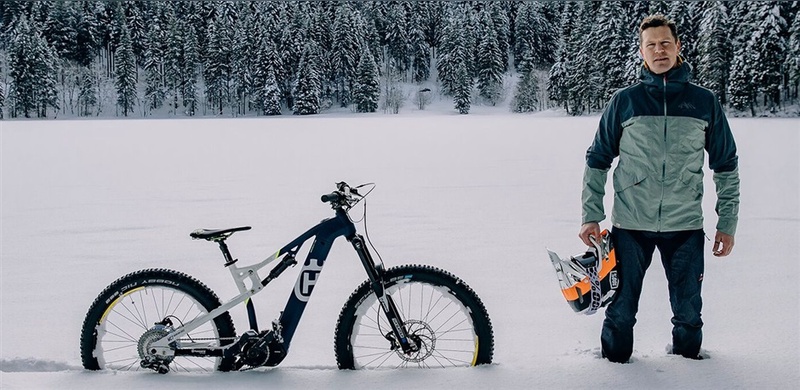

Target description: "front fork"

left=349, top=235, right=419, bottom=355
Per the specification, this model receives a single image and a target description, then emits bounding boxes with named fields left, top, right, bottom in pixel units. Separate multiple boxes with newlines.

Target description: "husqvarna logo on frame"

left=294, top=258, right=323, bottom=302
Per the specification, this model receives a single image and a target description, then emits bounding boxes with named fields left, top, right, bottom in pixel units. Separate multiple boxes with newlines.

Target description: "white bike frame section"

left=149, top=250, right=283, bottom=355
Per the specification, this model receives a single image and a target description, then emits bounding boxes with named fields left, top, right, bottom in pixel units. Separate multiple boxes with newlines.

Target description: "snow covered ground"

left=1, top=111, right=798, bottom=389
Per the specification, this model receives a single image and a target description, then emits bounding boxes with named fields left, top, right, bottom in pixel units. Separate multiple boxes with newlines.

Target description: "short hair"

left=639, top=14, right=679, bottom=42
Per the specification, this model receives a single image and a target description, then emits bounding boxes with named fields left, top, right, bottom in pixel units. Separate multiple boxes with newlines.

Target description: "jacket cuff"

left=713, top=168, right=740, bottom=237
left=716, top=218, right=737, bottom=236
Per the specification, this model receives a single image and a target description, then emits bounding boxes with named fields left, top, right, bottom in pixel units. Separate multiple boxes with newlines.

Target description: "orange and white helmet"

left=547, top=229, right=619, bottom=315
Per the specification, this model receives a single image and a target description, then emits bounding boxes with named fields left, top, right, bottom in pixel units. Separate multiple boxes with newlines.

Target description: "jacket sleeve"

left=582, top=92, right=623, bottom=224
left=582, top=166, right=609, bottom=224
left=706, top=97, right=740, bottom=235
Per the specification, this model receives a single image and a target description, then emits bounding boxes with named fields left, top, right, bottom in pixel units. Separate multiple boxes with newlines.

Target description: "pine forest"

left=1, top=1, right=798, bottom=119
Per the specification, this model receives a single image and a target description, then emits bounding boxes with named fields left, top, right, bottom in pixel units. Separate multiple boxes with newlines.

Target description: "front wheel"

left=335, top=264, right=494, bottom=369
left=80, top=268, right=236, bottom=372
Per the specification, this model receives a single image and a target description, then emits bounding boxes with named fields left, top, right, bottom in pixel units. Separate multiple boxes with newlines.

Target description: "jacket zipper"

left=659, top=75, right=667, bottom=232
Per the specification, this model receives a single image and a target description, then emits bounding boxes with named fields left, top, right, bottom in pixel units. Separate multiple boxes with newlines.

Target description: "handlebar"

left=320, top=192, right=341, bottom=204
left=321, top=181, right=372, bottom=209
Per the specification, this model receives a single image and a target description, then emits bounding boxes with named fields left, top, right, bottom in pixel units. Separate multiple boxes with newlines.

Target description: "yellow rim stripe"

left=100, top=287, right=144, bottom=323
left=472, top=339, right=479, bottom=366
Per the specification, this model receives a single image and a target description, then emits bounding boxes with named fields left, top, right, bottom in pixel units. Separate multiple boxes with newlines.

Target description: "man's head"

left=639, top=14, right=682, bottom=75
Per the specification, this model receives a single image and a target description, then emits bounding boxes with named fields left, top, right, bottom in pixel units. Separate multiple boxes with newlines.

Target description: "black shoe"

left=667, top=344, right=707, bottom=360
left=602, top=349, right=631, bottom=364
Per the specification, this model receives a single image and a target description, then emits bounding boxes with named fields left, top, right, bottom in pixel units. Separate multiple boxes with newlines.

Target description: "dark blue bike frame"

left=268, top=208, right=357, bottom=347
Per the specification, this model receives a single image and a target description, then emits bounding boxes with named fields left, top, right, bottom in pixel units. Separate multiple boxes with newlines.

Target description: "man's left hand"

left=713, top=231, right=735, bottom=257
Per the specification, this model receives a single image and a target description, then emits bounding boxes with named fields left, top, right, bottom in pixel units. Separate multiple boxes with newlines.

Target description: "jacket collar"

left=640, top=59, right=692, bottom=93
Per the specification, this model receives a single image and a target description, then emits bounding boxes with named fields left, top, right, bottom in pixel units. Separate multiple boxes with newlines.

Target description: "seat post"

left=217, top=239, right=237, bottom=267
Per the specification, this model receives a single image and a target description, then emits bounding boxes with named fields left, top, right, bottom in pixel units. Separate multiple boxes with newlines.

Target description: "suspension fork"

left=349, top=234, right=419, bottom=354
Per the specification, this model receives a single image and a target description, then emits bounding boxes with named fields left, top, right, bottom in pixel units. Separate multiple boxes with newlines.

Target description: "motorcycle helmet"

left=547, top=229, right=619, bottom=315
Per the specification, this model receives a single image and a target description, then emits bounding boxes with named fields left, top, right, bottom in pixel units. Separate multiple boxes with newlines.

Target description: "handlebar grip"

left=321, top=192, right=341, bottom=203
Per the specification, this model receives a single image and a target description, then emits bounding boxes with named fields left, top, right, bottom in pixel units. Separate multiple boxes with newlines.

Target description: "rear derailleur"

left=138, top=318, right=176, bottom=374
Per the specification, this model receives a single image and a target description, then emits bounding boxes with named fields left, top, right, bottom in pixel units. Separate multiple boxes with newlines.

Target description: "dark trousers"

left=601, top=228, right=705, bottom=363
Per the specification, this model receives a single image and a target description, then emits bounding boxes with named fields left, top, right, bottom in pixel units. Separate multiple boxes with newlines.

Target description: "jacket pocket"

left=613, top=166, right=649, bottom=193
left=678, top=169, right=704, bottom=196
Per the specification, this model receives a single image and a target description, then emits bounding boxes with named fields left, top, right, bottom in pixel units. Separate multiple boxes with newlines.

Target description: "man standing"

left=579, top=14, right=740, bottom=363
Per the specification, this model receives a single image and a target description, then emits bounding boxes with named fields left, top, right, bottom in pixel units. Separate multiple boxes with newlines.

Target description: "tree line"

left=0, top=1, right=798, bottom=119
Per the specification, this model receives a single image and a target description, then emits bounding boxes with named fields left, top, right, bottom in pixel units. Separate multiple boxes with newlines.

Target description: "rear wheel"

left=335, top=265, right=493, bottom=369
left=80, top=269, right=236, bottom=372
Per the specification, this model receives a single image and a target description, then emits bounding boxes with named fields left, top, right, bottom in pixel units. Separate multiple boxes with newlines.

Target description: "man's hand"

left=713, top=231, right=735, bottom=257
left=579, top=222, right=601, bottom=247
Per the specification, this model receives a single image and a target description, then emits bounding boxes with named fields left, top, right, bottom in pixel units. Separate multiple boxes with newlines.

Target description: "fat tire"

left=334, top=264, right=493, bottom=369
left=80, top=268, right=236, bottom=372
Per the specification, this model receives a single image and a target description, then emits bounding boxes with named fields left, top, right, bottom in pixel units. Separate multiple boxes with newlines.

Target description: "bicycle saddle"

left=190, top=226, right=251, bottom=241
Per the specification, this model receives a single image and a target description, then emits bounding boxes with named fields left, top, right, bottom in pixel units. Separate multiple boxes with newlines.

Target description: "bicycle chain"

left=173, top=337, right=263, bottom=372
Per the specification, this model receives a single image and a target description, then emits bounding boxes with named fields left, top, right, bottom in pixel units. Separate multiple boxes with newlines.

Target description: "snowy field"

left=1, top=113, right=798, bottom=389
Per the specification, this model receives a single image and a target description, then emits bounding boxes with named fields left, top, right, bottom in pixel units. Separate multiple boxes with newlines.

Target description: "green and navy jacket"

left=582, top=62, right=740, bottom=235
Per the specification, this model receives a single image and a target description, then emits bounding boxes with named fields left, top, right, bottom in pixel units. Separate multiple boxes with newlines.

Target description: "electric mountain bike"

left=80, top=182, right=494, bottom=373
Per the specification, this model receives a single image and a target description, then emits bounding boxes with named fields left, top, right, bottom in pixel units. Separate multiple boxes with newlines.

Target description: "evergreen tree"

left=564, top=2, right=596, bottom=114
left=143, top=21, right=166, bottom=114
left=668, top=1, right=700, bottom=64
left=353, top=46, right=380, bottom=113
left=43, top=1, right=78, bottom=61
left=476, top=8, right=504, bottom=105
left=232, top=5, right=256, bottom=116
left=728, top=47, right=755, bottom=115
left=649, top=2, right=670, bottom=15
left=293, top=42, right=321, bottom=115
left=547, top=50, right=569, bottom=112
left=547, top=2, right=579, bottom=114
left=436, top=12, right=458, bottom=96
left=787, top=10, right=800, bottom=104
left=0, top=80, right=5, bottom=119
left=487, top=2, right=510, bottom=72
left=253, top=36, right=283, bottom=116
left=8, top=15, right=59, bottom=118
left=597, top=1, right=630, bottom=102
left=77, top=64, right=97, bottom=116
left=163, top=13, right=183, bottom=115
left=437, top=5, right=471, bottom=97
left=624, top=2, right=651, bottom=85
left=453, top=60, right=471, bottom=114
left=512, top=69, right=539, bottom=113
left=279, top=3, right=307, bottom=110
left=114, top=20, right=137, bottom=116
left=750, top=2, right=787, bottom=112
left=122, top=1, right=146, bottom=66
left=728, top=3, right=757, bottom=115
left=308, top=3, right=334, bottom=104
left=408, top=9, right=431, bottom=83
left=332, top=3, right=363, bottom=107
left=262, top=67, right=282, bottom=116
left=182, top=22, right=199, bottom=116
left=72, top=2, right=100, bottom=68
left=416, top=1, right=445, bottom=51
left=696, top=2, right=730, bottom=105
left=204, top=14, right=233, bottom=115
left=514, top=1, right=556, bottom=74
left=385, top=2, right=410, bottom=76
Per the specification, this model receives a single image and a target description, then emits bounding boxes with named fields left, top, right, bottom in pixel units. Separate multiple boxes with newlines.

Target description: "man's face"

left=640, top=25, right=681, bottom=75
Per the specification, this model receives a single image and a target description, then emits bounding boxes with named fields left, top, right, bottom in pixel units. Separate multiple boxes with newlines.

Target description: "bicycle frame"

left=149, top=207, right=410, bottom=361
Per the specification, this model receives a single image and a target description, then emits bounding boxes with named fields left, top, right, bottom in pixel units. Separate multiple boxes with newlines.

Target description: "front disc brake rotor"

left=396, top=320, right=436, bottom=363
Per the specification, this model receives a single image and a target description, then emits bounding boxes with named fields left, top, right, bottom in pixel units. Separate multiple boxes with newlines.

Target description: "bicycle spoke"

left=346, top=278, right=479, bottom=369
